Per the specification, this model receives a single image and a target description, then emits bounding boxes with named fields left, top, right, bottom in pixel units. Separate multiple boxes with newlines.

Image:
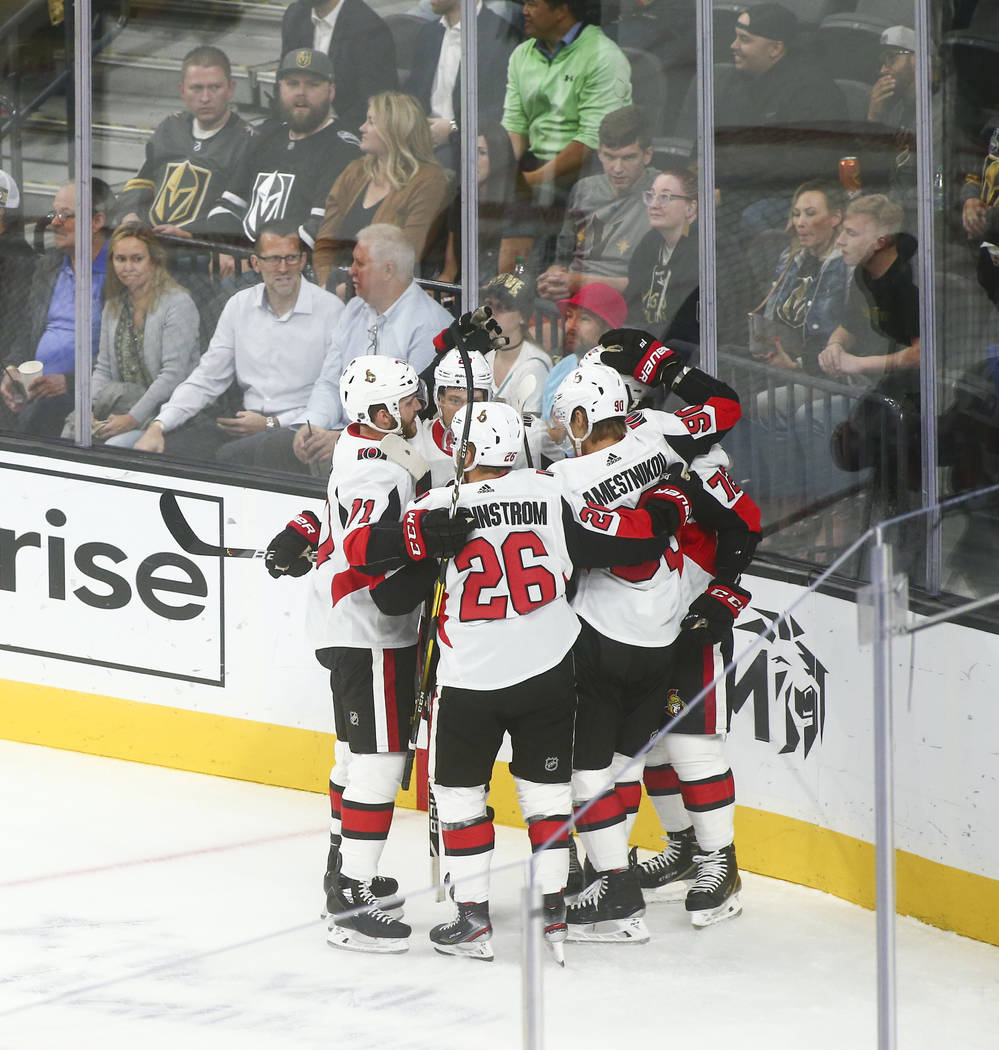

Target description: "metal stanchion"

left=521, top=862, right=544, bottom=1050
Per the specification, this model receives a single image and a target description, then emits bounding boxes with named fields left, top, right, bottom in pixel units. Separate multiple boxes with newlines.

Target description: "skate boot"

left=638, top=826, right=698, bottom=903
left=566, top=836, right=584, bottom=899
left=430, top=895, right=494, bottom=961
left=685, top=843, right=743, bottom=928
left=322, top=843, right=402, bottom=919
left=326, top=874, right=411, bottom=954
left=543, top=891, right=567, bottom=966
left=564, top=868, right=649, bottom=943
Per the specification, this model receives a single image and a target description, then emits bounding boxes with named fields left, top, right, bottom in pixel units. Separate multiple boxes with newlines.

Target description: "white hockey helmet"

left=580, top=346, right=650, bottom=409
left=340, top=355, right=427, bottom=434
left=550, top=364, right=629, bottom=443
left=433, top=348, right=493, bottom=406
left=450, top=401, right=523, bottom=469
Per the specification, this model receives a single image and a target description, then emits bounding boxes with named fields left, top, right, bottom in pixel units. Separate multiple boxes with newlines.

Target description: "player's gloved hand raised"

left=265, top=510, right=320, bottom=579
left=432, top=306, right=508, bottom=356
left=402, top=506, right=475, bottom=561
left=597, top=328, right=688, bottom=389
left=679, top=578, right=752, bottom=645
left=638, top=464, right=703, bottom=534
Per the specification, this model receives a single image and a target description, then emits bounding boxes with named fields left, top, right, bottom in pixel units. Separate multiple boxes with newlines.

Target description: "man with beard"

left=206, top=49, right=359, bottom=251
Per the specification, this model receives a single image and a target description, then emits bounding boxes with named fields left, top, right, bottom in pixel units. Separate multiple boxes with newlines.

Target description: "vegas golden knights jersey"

left=116, top=111, right=256, bottom=234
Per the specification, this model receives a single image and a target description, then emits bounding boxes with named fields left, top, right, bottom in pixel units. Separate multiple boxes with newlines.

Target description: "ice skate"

left=685, top=843, right=743, bottom=928
left=564, top=868, right=649, bottom=944
left=543, top=892, right=567, bottom=966
left=430, top=895, right=494, bottom=961
left=566, top=836, right=584, bottom=899
left=638, top=826, right=698, bottom=903
left=322, top=844, right=402, bottom=919
left=326, top=874, right=411, bottom=954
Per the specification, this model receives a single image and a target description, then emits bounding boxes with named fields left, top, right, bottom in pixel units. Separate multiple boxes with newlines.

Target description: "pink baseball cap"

left=556, top=283, right=627, bottom=330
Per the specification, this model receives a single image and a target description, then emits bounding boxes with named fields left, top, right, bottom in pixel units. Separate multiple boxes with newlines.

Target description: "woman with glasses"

left=624, top=168, right=699, bottom=343
left=313, top=92, right=451, bottom=290
left=66, top=223, right=200, bottom=448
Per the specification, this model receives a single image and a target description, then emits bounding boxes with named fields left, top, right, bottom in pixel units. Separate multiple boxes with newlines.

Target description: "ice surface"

left=2, top=740, right=997, bottom=1050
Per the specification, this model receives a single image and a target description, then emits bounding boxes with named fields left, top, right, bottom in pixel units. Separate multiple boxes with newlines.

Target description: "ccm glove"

left=638, top=465, right=702, bottom=534
left=402, top=507, right=475, bottom=561
left=680, top=579, right=752, bottom=644
left=265, top=510, right=320, bottom=579
left=597, top=328, right=688, bottom=389
left=432, top=306, right=507, bottom=356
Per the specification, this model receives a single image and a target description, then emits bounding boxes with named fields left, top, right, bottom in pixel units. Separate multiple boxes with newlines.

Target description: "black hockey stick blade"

left=159, top=491, right=262, bottom=559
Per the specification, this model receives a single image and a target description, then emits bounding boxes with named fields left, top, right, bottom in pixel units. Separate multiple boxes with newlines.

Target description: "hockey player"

left=264, top=354, right=473, bottom=954
left=548, top=356, right=752, bottom=941
left=369, top=401, right=702, bottom=961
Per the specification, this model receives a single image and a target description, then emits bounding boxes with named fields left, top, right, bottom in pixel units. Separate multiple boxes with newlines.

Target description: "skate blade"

left=689, top=893, right=743, bottom=928
left=564, top=915, right=650, bottom=944
left=642, top=879, right=692, bottom=904
left=432, top=940, right=495, bottom=961
left=545, top=938, right=566, bottom=966
left=326, top=926, right=410, bottom=954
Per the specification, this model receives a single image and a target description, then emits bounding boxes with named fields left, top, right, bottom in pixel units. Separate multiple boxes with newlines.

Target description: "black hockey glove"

left=597, top=328, right=688, bottom=389
left=679, top=579, right=752, bottom=645
left=432, top=306, right=507, bottom=356
left=265, top=510, right=320, bottom=579
left=637, top=466, right=702, bottom=535
left=401, top=506, right=475, bottom=561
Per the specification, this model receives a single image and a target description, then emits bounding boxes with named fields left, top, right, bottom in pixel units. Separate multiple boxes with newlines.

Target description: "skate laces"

left=643, top=838, right=683, bottom=874
left=352, top=881, right=400, bottom=925
left=691, top=850, right=727, bottom=890
left=570, top=873, right=607, bottom=908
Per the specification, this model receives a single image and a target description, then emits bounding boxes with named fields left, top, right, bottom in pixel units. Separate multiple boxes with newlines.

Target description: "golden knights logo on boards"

left=150, top=161, right=213, bottom=227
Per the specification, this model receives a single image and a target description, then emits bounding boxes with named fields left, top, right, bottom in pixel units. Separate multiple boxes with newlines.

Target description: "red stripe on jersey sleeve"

left=605, top=506, right=656, bottom=539
left=678, top=522, right=718, bottom=577
left=331, top=566, right=384, bottom=606
left=343, top=525, right=372, bottom=567
left=705, top=396, right=742, bottom=435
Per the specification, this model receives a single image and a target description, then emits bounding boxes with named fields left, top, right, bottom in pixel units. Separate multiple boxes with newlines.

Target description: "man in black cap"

left=206, top=49, right=359, bottom=252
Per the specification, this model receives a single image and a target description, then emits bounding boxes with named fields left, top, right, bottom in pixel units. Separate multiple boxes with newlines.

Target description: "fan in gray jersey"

left=366, top=401, right=702, bottom=962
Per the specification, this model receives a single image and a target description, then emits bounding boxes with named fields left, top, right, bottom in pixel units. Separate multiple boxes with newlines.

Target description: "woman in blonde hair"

left=313, top=91, right=451, bottom=287
left=69, top=223, right=200, bottom=447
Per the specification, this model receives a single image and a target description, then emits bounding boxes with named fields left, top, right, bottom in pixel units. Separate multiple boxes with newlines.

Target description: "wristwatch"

left=266, top=415, right=279, bottom=429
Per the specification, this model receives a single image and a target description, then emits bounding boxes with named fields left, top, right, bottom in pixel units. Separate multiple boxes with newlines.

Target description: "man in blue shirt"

left=1, top=179, right=113, bottom=437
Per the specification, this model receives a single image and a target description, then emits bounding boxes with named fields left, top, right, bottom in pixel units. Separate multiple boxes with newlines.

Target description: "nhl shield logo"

left=544, top=756, right=558, bottom=772
left=349, top=710, right=359, bottom=726
left=666, top=689, right=685, bottom=718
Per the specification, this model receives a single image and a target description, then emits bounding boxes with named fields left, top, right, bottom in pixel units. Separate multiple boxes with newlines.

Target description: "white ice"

left=2, top=739, right=997, bottom=1050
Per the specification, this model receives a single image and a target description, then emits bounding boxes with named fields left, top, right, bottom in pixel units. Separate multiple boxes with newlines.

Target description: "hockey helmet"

left=340, top=355, right=427, bottom=434
left=580, top=346, right=650, bottom=409
left=450, top=401, right=523, bottom=469
left=434, top=348, right=493, bottom=407
left=550, top=364, right=629, bottom=443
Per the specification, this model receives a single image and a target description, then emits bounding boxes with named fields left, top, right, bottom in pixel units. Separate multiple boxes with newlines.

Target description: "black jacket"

left=280, top=0, right=399, bottom=134
left=403, top=6, right=521, bottom=128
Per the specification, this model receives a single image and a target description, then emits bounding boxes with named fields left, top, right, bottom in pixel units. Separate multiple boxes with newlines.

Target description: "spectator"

left=0, top=179, right=114, bottom=438
left=480, top=271, right=551, bottom=413
left=537, top=105, right=659, bottom=302
left=404, top=0, right=521, bottom=170
left=62, top=224, right=200, bottom=448
left=502, top=0, right=632, bottom=204
left=437, top=119, right=533, bottom=285
left=961, top=119, right=999, bottom=245
left=293, top=223, right=454, bottom=471
left=541, top=282, right=627, bottom=418
left=280, top=0, right=398, bottom=134
left=205, top=50, right=359, bottom=252
left=312, top=92, right=450, bottom=287
left=0, top=170, right=35, bottom=359
left=753, top=180, right=848, bottom=372
left=131, top=221, right=344, bottom=464
left=625, top=167, right=699, bottom=343
left=115, top=46, right=255, bottom=238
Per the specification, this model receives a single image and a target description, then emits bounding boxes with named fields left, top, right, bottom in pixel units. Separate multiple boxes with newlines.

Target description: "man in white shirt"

left=133, top=220, right=344, bottom=464
left=292, top=223, right=454, bottom=470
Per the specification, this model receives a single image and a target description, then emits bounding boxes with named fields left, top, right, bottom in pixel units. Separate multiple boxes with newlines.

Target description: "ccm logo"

left=403, top=510, right=424, bottom=559
left=707, top=584, right=748, bottom=613
left=637, top=345, right=671, bottom=385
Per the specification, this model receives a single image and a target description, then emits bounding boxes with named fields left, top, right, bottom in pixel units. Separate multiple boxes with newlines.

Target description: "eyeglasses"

left=256, top=253, right=302, bottom=267
left=642, top=191, right=693, bottom=206
left=879, top=48, right=911, bottom=62
left=46, top=208, right=76, bottom=223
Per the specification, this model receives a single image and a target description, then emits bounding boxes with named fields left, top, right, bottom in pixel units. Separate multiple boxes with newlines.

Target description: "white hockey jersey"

left=309, top=423, right=422, bottom=649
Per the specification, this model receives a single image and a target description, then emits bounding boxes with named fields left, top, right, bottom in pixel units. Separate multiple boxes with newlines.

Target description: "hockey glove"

left=679, top=579, right=752, bottom=645
left=265, top=510, right=320, bottom=579
left=597, top=328, right=687, bottom=389
left=402, top=507, right=476, bottom=561
left=638, top=465, right=702, bottom=534
left=432, top=306, right=507, bottom=356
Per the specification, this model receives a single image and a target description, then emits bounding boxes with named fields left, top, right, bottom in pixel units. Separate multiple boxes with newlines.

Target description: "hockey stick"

left=513, top=374, right=538, bottom=468
left=159, top=491, right=263, bottom=559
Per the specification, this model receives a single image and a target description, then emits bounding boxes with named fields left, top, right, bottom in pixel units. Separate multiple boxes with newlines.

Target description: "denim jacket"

left=763, top=246, right=850, bottom=370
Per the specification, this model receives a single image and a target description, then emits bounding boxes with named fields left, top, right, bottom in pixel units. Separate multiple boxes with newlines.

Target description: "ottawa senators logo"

left=666, top=689, right=685, bottom=718
left=365, top=369, right=377, bottom=383
left=477, top=409, right=488, bottom=422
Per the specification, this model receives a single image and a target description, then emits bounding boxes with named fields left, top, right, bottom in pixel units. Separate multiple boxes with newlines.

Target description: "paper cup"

left=17, top=360, right=43, bottom=391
